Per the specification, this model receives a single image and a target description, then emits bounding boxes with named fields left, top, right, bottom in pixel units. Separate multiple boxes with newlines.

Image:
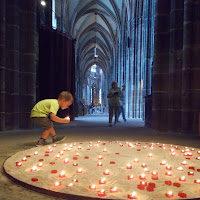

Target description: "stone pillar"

left=168, top=0, right=183, bottom=132
left=0, top=0, right=5, bottom=130
left=19, top=0, right=37, bottom=128
left=152, top=0, right=170, bottom=131
left=181, top=0, right=193, bottom=134
left=190, top=0, right=200, bottom=134
left=5, top=0, right=20, bottom=129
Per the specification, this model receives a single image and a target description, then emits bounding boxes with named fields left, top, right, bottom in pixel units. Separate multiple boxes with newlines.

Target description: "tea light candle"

left=67, top=148, right=71, bottom=151
left=134, top=158, right=139, bottom=163
left=110, top=186, right=118, bottom=193
left=196, top=157, right=200, bottom=160
left=171, top=152, right=176, bottom=156
left=56, top=154, right=60, bottom=159
left=140, top=181, right=147, bottom=186
left=30, top=166, right=37, bottom=172
left=126, top=164, right=132, bottom=169
left=64, top=158, right=69, bottom=164
left=143, top=146, right=147, bottom=149
left=78, top=146, right=82, bottom=149
left=98, top=189, right=106, bottom=197
left=152, top=171, right=158, bottom=175
left=139, top=174, right=146, bottom=180
left=59, top=171, right=65, bottom=178
left=75, top=153, right=79, bottom=156
left=170, top=149, right=175, bottom=152
left=66, top=183, right=74, bottom=187
left=73, top=163, right=78, bottom=166
left=144, top=168, right=149, bottom=172
left=72, top=179, right=78, bottom=182
left=99, top=178, right=106, bottom=184
left=97, top=140, right=101, bottom=143
left=179, top=176, right=186, bottom=181
left=49, top=149, right=53, bottom=152
left=188, top=171, right=194, bottom=176
left=194, top=180, right=200, bottom=184
left=76, top=168, right=83, bottom=173
left=128, top=192, right=136, bottom=199
left=16, top=162, right=22, bottom=166
left=181, top=161, right=187, bottom=165
left=103, top=170, right=110, bottom=175
left=103, top=148, right=107, bottom=152
left=53, top=144, right=57, bottom=147
left=22, top=157, right=27, bottom=162
left=197, top=151, right=200, bottom=154
left=98, top=155, right=103, bottom=160
left=128, top=143, right=133, bottom=147
left=165, top=171, right=172, bottom=176
left=177, top=167, right=183, bottom=171
left=160, top=160, right=166, bottom=165
left=54, top=181, right=61, bottom=187
left=48, top=146, right=51, bottom=150
left=141, top=163, right=147, bottom=168
left=165, top=191, right=174, bottom=198
left=89, top=185, right=96, bottom=190
left=128, top=175, right=134, bottom=180
left=38, top=163, right=43, bottom=167
left=63, top=147, right=67, bottom=151
left=166, top=166, right=172, bottom=170
left=148, top=153, right=153, bottom=157
left=97, top=162, right=103, bottom=166
left=34, top=151, right=38, bottom=155
left=70, top=144, right=73, bottom=148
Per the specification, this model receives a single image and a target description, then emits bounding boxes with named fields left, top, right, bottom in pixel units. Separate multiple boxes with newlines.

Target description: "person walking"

left=118, top=84, right=126, bottom=122
left=107, top=81, right=121, bottom=127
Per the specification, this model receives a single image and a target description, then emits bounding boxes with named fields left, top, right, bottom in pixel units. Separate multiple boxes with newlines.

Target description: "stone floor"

left=1, top=114, right=200, bottom=200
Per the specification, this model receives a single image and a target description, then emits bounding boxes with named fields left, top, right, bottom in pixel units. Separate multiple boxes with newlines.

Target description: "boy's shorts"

left=31, top=117, right=53, bottom=130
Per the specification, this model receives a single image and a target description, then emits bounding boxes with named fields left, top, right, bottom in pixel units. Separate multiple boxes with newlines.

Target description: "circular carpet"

left=3, top=141, right=200, bottom=200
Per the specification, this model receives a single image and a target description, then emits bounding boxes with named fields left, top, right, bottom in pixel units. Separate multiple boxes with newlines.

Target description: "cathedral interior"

left=0, top=0, right=200, bottom=199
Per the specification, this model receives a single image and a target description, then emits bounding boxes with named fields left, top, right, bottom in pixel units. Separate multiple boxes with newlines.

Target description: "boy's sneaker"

left=52, top=135, right=66, bottom=143
left=36, top=140, right=47, bottom=147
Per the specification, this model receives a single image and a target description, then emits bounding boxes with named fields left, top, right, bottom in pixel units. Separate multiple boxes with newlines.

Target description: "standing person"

left=118, top=84, right=126, bottom=122
left=107, top=81, right=121, bottom=127
left=30, top=91, right=73, bottom=146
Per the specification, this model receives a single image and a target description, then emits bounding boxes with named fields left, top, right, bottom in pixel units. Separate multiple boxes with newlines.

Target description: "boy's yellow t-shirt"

left=30, top=99, right=60, bottom=118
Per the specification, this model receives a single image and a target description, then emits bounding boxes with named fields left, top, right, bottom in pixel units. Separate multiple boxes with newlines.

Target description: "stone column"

left=0, top=0, right=5, bottom=130
left=181, top=0, right=193, bottom=134
left=168, top=0, right=183, bottom=132
left=5, top=0, right=20, bottom=129
left=190, top=0, right=200, bottom=134
left=152, top=0, right=170, bottom=131
left=19, top=0, right=37, bottom=128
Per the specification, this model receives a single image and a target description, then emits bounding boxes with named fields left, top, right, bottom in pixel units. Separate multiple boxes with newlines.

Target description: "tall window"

left=52, top=0, right=57, bottom=29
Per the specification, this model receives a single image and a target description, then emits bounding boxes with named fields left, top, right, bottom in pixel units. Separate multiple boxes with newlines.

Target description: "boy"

left=30, top=91, right=73, bottom=146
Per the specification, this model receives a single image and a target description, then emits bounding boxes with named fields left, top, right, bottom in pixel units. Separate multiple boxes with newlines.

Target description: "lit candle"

left=160, top=160, right=166, bottom=165
left=73, top=143, right=76, bottom=146
left=73, top=163, right=78, bottom=166
left=148, top=153, right=153, bottom=157
left=171, top=152, right=176, bottom=156
left=177, top=167, right=183, bottom=171
left=48, top=146, right=51, bottom=150
left=139, top=174, right=146, bottom=180
left=128, top=143, right=133, bottom=147
left=16, top=162, right=22, bottom=166
left=30, top=166, right=37, bottom=172
left=59, top=171, right=65, bottom=178
left=134, top=158, right=139, bottom=163
left=110, top=187, right=118, bottom=193
left=197, top=151, right=200, bottom=154
left=99, top=178, right=106, bottom=184
left=140, top=181, right=147, bottom=186
left=194, top=180, right=200, bottom=184
left=70, top=144, right=73, bottom=148
left=98, top=155, right=103, bottom=160
left=66, top=183, right=74, bottom=187
left=72, top=179, right=78, bottom=182
left=97, top=140, right=100, bottom=143
left=78, top=146, right=82, bottom=149
left=128, top=175, right=134, bottom=180
left=49, top=149, right=53, bottom=153
left=75, top=153, right=79, bottom=156
left=54, top=181, right=61, bottom=187
left=179, top=176, right=186, bottom=181
left=64, top=158, right=69, bottom=164
left=144, top=168, right=149, bottom=172
left=181, top=161, right=187, bottom=165
left=103, top=148, right=107, bottom=152
left=165, top=171, right=172, bottom=176
left=76, top=168, right=83, bottom=173
left=38, top=163, right=43, bottom=167
left=188, top=171, right=194, bottom=176
left=143, top=146, right=147, bottom=149
left=170, top=149, right=175, bottom=152
left=63, top=147, right=67, bottom=151
left=67, top=148, right=71, bottom=151
left=89, top=185, right=96, bottom=190
left=98, top=189, right=106, bottom=197
left=196, top=157, right=200, bottom=160
left=59, top=151, right=63, bottom=155
left=64, top=144, right=67, bottom=147
left=103, top=170, right=110, bottom=175
left=56, top=154, right=60, bottom=159
left=141, top=163, right=147, bottom=168
left=127, top=192, right=137, bottom=199
left=152, top=171, right=158, bottom=175
left=53, top=144, right=57, bottom=147
left=165, top=191, right=174, bottom=198
left=34, top=151, right=38, bottom=155
left=22, top=157, right=27, bottom=162
left=126, top=164, right=132, bottom=169
left=97, top=162, right=103, bottom=166
left=166, top=166, right=172, bottom=170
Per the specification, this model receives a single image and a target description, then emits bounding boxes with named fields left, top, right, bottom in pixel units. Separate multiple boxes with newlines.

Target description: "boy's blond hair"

left=58, top=91, right=73, bottom=102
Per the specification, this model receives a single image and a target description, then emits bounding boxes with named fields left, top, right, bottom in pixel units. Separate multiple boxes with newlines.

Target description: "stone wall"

left=0, top=0, right=37, bottom=130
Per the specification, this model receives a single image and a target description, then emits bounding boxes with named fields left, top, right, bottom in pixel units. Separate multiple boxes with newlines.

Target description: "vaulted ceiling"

left=67, top=0, right=124, bottom=76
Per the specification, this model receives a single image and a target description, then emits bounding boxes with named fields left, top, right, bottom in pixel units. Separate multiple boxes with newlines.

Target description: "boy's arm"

left=50, top=113, right=70, bottom=123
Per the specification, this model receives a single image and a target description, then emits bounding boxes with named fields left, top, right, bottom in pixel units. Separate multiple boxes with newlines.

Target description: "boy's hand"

left=63, top=117, right=70, bottom=123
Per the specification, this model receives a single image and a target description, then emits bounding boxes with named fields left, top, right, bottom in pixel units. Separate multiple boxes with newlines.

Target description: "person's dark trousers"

left=118, top=105, right=126, bottom=121
left=109, top=105, right=119, bottom=124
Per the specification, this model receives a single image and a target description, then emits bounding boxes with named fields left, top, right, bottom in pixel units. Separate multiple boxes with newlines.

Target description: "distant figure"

left=118, top=84, right=126, bottom=122
left=88, top=103, right=93, bottom=114
left=30, top=91, right=73, bottom=146
left=107, top=81, right=121, bottom=127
